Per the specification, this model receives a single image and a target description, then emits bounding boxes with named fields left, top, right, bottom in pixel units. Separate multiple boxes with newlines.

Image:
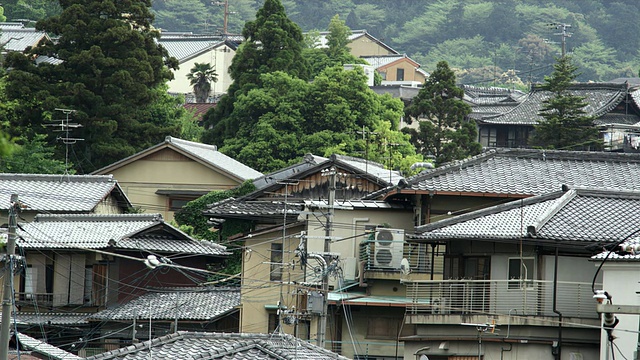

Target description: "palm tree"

left=186, top=63, right=218, bottom=103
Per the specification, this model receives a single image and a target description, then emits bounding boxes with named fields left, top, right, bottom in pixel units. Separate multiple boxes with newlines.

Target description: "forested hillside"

left=153, top=0, right=640, bottom=84
left=5, top=1, right=638, bottom=84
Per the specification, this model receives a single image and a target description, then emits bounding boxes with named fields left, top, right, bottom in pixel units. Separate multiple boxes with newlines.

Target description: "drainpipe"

left=552, top=246, right=562, bottom=360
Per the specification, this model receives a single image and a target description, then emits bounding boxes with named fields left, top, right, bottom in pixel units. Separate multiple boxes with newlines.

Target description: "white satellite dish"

left=400, top=258, right=410, bottom=275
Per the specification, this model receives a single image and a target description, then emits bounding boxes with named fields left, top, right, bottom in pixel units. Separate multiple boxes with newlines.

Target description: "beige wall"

left=241, top=223, right=308, bottom=336
left=379, top=59, right=427, bottom=83
left=240, top=207, right=414, bottom=356
left=348, top=37, right=395, bottom=57
left=167, top=44, right=235, bottom=97
left=107, top=149, right=242, bottom=220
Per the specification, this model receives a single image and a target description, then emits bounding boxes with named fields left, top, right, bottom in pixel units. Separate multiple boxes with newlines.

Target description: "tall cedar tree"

left=530, top=56, right=602, bottom=150
left=4, top=0, right=179, bottom=172
left=403, top=61, right=481, bottom=165
left=202, top=0, right=309, bottom=145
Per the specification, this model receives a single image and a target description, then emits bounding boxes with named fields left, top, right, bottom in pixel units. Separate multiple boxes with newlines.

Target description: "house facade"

left=401, top=186, right=640, bottom=360
left=475, top=82, right=640, bottom=150
left=205, top=154, right=427, bottom=359
left=92, top=136, right=262, bottom=221
left=158, top=33, right=240, bottom=101
left=11, top=213, right=228, bottom=354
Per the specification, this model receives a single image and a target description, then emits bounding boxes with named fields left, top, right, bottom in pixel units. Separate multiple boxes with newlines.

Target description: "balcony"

left=359, top=242, right=444, bottom=280
left=405, top=279, right=599, bottom=322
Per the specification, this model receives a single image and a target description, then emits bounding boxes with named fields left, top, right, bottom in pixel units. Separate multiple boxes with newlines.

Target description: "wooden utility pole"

left=549, top=23, right=572, bottom=58
left=0, top=194, right=19, bottom=360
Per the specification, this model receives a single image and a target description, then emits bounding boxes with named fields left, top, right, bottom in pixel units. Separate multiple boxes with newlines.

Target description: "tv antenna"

left=46, top=108, right=84, bottom=176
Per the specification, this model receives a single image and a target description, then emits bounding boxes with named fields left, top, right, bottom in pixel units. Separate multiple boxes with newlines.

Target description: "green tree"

left=403, top=61, right=480, bottom=165
left=187, top=62, right=218, bottom=103
left=174, top=181, right=257, bottom=279
left=202, top=0, right=309, bottom=145
left=217, top=66, right=418, bottom=173
left=530, top=56, right=602, bottom=150
left=0, top=134, right=68, bottom=174
left=4, top=0, right=180, bottom=173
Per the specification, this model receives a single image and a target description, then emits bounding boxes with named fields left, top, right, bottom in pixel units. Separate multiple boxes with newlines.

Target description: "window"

left=84, top=266, right=93, bottom=304
left=396, top=68, right=405, bottom=81
left=270, top=243, right=283, bottom=281
left=169, top=198, right=190, bottom=211
left=268, top=313, right=278, bottom=333
left=480, top=127, right=497, bottom=147
left=508, top=257, right=535, bottom=289
left=379, top=71, right=387, bottom=80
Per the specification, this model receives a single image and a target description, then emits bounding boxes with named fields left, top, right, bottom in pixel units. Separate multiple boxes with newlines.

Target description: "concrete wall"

left=599, top=262, right=640, bottom=360
left=167, top=44, right=235, bottom=97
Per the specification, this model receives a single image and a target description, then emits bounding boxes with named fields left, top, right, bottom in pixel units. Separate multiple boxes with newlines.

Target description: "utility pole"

left=317, top=167, right=337, bottom=348
left=0, top=194, right=19, bottom=360
left=549, top=23, right=572, bottom=58
left=213, top=0, right=231, bottom=36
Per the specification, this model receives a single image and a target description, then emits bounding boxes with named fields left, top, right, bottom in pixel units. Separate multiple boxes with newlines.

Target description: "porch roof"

left=89, top=287, right=239, bottom=321
left=411, top=187, right=640, bottom=246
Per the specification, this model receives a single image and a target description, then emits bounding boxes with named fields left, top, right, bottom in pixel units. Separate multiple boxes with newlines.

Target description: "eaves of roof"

left=412, top=187, right=640, bottom=246
left=92, top=136, right=260, bottom=182
left=375, top=55, right=420, bottom=71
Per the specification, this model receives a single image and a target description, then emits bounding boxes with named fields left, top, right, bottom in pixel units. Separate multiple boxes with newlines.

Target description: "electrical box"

left=307, top=291, right=324, bottom=314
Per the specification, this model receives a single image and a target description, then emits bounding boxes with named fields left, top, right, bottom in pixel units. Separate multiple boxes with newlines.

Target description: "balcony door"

left=444, top=256, right=490, bottom=314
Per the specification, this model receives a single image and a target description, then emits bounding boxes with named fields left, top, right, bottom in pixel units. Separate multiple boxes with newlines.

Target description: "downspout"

left=553, top=245, right=562, bottom=360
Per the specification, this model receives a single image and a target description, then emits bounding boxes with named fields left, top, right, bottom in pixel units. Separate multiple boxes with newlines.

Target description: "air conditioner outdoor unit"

left=431, top=297, right=449, bottom=314
left=373, top=228, right=404, bottom=269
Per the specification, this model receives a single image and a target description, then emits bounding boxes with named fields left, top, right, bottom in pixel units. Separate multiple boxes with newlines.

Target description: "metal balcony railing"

left=359, top=241, right=444, bottom=274
left=15, top=292, right=94, bottom=307
left=405, top=279, right=599, bottom=319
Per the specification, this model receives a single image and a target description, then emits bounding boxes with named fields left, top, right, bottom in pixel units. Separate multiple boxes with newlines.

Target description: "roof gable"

left=0, top=173, right=131, bottom=212
left=361, top=54, right=420, bottom=70
left=405, top=148, right=640, bottom=196
left=17, top=213, right=227, bottom=255
left=92, top=136, right=262, bottom=182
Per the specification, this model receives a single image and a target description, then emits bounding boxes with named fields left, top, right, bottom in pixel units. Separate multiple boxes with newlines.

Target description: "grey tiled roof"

left=208, top=154, right=403, bottom=221
left=17, top=213, right=227, bottom=255
left=206, top=199, right=304, bottom=221
left=406, top=148, right=640, bottom=196
left=0, top=173, right=131, bottom=212
left=15, top=312, right=91, bottom=325
left=361, top=54, right=416, bottom=68
left=412, top=187, right=640, bottom=244
left=592, top=238, right=640, bottom=261
left=93, top=136, right=262, bottom=181
left=87, top=331, right=349, bottom=360
left=90, top=288, right=239, bottom=321
left=463, top=85, right=527, bottom=105
left=16, top=332, right=81, bottom=360
left=0, top=27, right=48, bottom=52
left=478, top=82, right=627, bottom=125
left=158, top=36, right=228, bottom=62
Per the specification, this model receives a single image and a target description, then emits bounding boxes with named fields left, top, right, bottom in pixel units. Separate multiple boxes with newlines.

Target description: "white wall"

left=167, top=44, right=235, bottom=97
left=598, top=262, right=640, bottom=360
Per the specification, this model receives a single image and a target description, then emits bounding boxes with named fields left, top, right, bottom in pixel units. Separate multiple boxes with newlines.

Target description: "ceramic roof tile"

left=158, top=36, right=227, bottom=62
left=15, top=312, right=91, bottom=325
left=0, top=173, right=130, bottom=212
left=86, top=332, right=348, bottom=360
left=16, top=333, right=81, bottom=360
left=90, top=288, right=239, bottom=321
left=413, top=188, right=640, bottom=245
left=478, top=82, right=627, bottom=125
left=407, top=148, right=640, bottom=196
left=17, top=213, right=227, bottom=255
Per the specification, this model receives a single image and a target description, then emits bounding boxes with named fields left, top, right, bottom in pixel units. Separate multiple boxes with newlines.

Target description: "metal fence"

left=405, top=279, right=599, bottom=319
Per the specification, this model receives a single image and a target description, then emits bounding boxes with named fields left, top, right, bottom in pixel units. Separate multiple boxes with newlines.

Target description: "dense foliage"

left=202, top=0, right=419, bottom=173
left=530, top=56, right=602, bottom=150
left=6, top=1, right=638, bottom=83
left=403, top=61, right=481, bottom=165
left=3, top=0, right=183, bottom=173
left=174, top=181, right=257, bottom=279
